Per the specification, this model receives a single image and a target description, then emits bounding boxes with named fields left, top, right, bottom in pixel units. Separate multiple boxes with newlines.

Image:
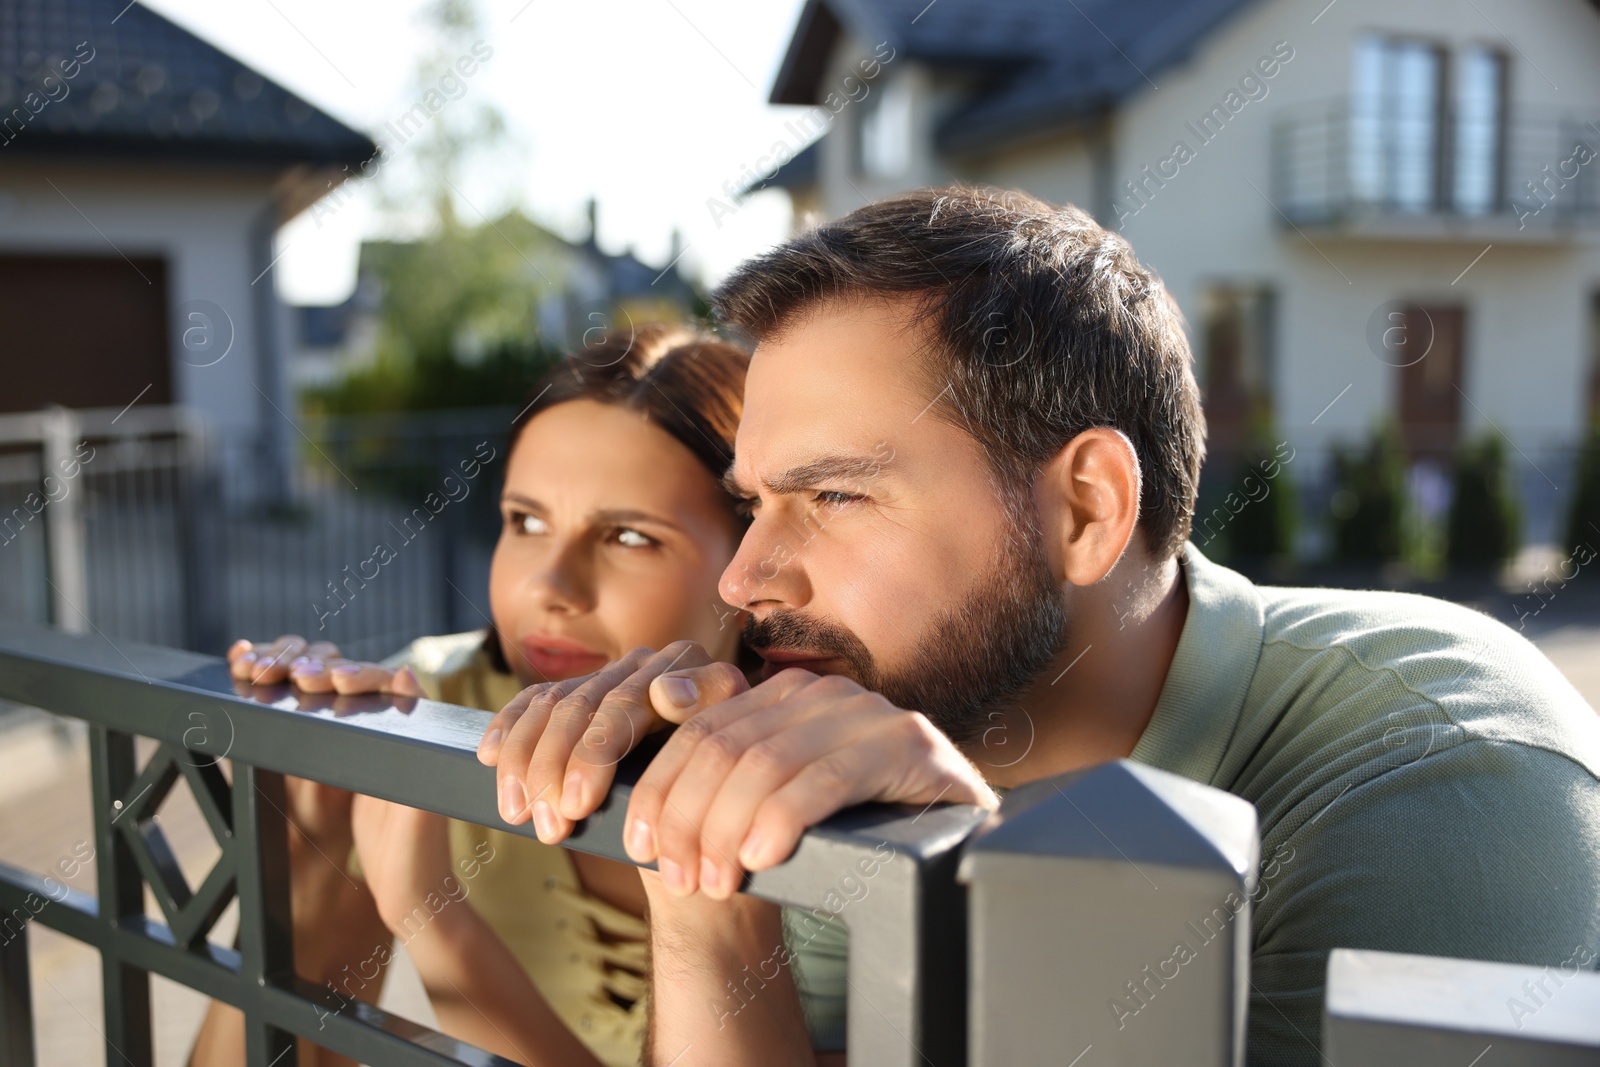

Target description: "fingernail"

left=499, top=776, right=527, bottom=823
left=333, top=663, right=362, bottom=675
left=660, top=675, right=697, bottom=707
left=700, top=856, right=722, bottom=895
left=560, top=771, right=585, bottom=819
left=659, top=856, right=686, bottom=894
left=532, top=799, right=559, bottom=841
left=239, top=652, right=257, bottom=665
left=479, top=728, right=503, bottom=758
left=739, top=827, right=766, bottom=869
left=292, top=659, right=324, bottom=674
left=626, top=817, right=654, bottom=860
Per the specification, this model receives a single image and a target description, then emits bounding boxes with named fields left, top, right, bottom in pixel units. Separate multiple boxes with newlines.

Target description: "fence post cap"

left=956, top=759, right=1258, bottom=883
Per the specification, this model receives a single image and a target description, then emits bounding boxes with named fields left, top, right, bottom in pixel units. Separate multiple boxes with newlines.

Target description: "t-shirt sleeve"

left=783, top=905, right=850, bottom=1052
left=1246, top=738, right=1600, bottom=1067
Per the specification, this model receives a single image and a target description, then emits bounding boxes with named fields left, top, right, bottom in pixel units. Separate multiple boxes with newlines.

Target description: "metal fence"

left=2, top=623, right=1597, bottom=1065
left=0, top=404, right=510, bottom=665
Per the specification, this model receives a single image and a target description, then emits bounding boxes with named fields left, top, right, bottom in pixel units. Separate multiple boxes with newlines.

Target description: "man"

left=477, top=186, right=1600, bottom=1065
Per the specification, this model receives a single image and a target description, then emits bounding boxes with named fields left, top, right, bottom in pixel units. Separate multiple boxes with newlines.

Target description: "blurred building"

left=0, top=0, right=375, bottom=501
left=289, top=198, right=699, bottom=384
left=753, top=0, right=1600, bottom=543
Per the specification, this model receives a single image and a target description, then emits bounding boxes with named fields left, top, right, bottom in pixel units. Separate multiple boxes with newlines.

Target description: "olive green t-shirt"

left=1133, top=543, right=1600, bottom=1064
left=791, top=543, right=1600, bottom=1064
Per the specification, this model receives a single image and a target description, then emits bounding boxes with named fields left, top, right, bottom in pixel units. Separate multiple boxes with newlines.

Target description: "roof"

left=735, top=138, right=819, bottom=199
left=0, top=0, right=375, bottom=167
left=770, top=0, right=1262, bottom=156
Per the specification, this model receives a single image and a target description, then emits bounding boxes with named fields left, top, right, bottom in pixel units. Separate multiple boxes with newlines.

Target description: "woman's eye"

left=510, top=511, right=548, bottom=535
left=614, top=527, right=656, bottom=548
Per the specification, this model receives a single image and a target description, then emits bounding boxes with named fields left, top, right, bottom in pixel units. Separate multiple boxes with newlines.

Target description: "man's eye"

left=813, top=490, right=863, bottom=508
left=733, top=496, right=759, bottom=519
left=614, top=527, right=656, bottom=548
left=509, top=511, right=548, bottom=535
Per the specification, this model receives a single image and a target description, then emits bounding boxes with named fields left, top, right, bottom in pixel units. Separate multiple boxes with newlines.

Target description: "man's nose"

left=719, top=513, right=806, bottom=611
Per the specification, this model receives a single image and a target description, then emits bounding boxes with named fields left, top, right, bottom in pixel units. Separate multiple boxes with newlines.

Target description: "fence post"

left=176, top=432, right=230, bottom=655
left=40, top=405, right=89, bottom=635
left=1324, top=948, right=1600, bottom=1065
left=960, top=760, right=1258, bottom=1067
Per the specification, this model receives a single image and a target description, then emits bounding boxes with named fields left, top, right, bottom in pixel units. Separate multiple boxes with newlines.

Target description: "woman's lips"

left=519, top=635, right=609, bottom=681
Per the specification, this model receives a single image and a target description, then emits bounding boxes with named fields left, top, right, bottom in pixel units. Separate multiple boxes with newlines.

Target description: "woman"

left=190, top=325, right=845, bottom=1066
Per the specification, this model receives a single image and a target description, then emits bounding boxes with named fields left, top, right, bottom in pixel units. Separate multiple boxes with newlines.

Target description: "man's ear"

left=1034, top=428, right=1141, bottom=587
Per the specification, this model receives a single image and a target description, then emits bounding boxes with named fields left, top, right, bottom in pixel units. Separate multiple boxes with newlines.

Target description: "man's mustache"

left=743, top=610, right=874, bottom=671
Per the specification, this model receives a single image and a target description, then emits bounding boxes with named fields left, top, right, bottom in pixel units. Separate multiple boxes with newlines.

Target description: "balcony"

left=1271, top=97, right=1600, bottom=242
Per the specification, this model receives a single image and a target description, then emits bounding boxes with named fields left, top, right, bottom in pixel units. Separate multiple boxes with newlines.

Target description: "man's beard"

left=741, top=499, right=1067, bottom=747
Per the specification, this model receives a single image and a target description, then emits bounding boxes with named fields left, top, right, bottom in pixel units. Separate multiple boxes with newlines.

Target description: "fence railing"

left=3, top=623, right=1598, bottom=1065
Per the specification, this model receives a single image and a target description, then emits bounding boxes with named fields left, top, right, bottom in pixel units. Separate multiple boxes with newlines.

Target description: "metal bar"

left=89, top=724, right=154, bottom=1066
left=0, top=893, right=37, bottom=1067
left=0, top=619, right=985, bottom=1062
left=233, top=762, right=298, bottom=1067
left=39, top=406, right=89, bottom=635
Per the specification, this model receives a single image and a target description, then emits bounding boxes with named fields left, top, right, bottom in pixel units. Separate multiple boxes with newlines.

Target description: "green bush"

left=1446, top=433, right=1521, bottom=571
left=1193, top=430, right=1297, bottom=564
left=1566, top=423, right=1600, bottom=556
left=1328, top=424, right=1406, bottom=563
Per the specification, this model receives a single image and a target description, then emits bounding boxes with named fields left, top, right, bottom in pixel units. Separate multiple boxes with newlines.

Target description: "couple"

left=202, top=185, right=1600, bottom=1067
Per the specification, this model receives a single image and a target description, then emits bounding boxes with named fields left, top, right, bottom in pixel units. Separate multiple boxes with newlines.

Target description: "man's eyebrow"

left=722, top=453, right=891, bottom=499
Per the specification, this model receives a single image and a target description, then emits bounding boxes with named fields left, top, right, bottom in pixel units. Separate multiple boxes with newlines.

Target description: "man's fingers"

left=553, top=647, right=741, bottom=824
left=647, top=660, right=752, bottom=724
left=526, top=645, right=694, bottom=839
left=494, top=675, right=592, bottom=825
left=477, top=682, right=551, bottom=766
left=623, top=668, right=819, bottom=868
left=739, top=715, right=998, bottom=872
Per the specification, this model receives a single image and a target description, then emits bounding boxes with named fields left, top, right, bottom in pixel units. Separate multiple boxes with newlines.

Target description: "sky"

left=140, top=0, right=813, bottom=305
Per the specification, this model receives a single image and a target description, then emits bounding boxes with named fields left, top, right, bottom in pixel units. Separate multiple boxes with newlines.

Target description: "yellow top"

left=381, top=630, right=649, bottom=1067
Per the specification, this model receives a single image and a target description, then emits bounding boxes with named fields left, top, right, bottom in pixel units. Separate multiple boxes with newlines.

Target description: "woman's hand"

left=349, top=793, right=462, bottom=935
left=228, top=634, right=424, bottom=695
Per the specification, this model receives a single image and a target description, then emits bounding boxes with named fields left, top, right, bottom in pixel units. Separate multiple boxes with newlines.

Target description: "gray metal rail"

left=0, top=620, right=984, bottom=1066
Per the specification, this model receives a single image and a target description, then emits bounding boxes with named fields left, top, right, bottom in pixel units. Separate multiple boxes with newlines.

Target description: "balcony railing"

left=1271, top=98, right=1600, bottom=239
left=2, top=621, right=1598, bottom=1065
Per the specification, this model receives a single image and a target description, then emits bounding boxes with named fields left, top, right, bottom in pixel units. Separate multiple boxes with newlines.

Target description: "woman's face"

left=489, top=398, right=743, bottom=685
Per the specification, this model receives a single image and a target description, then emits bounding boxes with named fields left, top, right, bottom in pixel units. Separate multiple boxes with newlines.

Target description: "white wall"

left=807, top=0, right=1600, bottom=465
left=0, top=157, right=285, bottom=443
left=1107, top=0, right=1600, bottom=454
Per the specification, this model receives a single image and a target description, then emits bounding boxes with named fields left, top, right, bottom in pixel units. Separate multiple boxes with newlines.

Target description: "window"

left=857, top=74, right=912, bottom=179
left=1351, top=34, right=1445, bottom=212
left=1453, top=46, right=1508, bottom=215
left=1199, top=285, right=1276, bottom=453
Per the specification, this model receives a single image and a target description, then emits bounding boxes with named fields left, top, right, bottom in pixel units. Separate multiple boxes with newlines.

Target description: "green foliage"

left=1328, top=423, right=1407, bottom=563
left=1445, top=433, right=1521, bottom=571
left=1193, top=427, right=1297, bottom=564
left=1564, top=422, right=1600, bottom=556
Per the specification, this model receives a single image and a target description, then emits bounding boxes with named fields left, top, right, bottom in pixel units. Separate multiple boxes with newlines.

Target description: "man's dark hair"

left=711, top=185, right=1206, bottom=560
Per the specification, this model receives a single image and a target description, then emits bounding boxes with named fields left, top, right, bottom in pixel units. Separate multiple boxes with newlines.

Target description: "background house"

left=752, top=0, right=1600, bottom=552
left=288, top=198, right=700, bottom=387
left=0, top=0, right=375, bottom=504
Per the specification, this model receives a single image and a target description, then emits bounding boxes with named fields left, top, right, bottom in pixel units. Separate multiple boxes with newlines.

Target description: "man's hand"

left=476, top=643, right=996, bottom=895
left=622, top=668, right=997, bottom=899
left=475, top=641, right=750, bottom=841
